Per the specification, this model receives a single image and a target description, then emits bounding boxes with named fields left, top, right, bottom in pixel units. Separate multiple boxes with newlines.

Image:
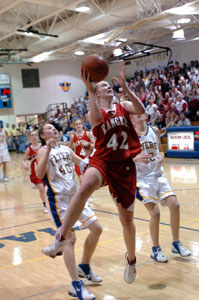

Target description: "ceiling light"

left=24, top=32, right=34, bottom=36
left=177, top=18, right=190, bottom=24
left=113, top=48, right=122, bottom=56
left=74, top=51, right=85, bottom=56
left=118, top=38, right=128, bottom=42
left=172, top=29, right=185, bottom=40
left=76, top=2, right=90, bottom=13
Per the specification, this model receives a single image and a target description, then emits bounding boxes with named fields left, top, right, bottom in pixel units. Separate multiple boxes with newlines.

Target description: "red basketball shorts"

left=89, top=157, right=136, bottom=210
left=30, top=174, right=45, bottom=186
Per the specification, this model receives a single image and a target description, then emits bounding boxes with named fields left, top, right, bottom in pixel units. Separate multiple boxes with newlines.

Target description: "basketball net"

left=136, top=0, right=162, bottom=19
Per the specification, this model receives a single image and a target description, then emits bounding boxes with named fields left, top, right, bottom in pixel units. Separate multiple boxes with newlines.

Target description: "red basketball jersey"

left=73, top=131, right=90, bottom=159
left=29, top=145, right=38, bottom=176
left=90, top=103, right=141, bottom=161
left=28, top=145, right=44, bottom=185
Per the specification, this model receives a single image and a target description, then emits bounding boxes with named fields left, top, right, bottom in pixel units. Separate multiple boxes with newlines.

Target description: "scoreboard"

left=0, top=74, right=12, bottom=109
left=167, top=126, right=199, bottom=158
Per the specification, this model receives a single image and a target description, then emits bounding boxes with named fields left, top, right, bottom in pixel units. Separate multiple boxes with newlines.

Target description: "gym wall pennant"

left=59, top=78, right=71, bottom=94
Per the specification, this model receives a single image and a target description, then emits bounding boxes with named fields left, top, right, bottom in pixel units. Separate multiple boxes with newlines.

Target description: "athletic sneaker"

left=124, top=253, right=136, bottom=284
left=151, top=246, right=168, bottom=263
left=68, top=280, right=95, bottom=300
left=172, top=241, right=191, bottom=257
left=42, top=230, right=65, bottom=258
left=77, top=264, right=102, bottom=284
left=3, top=176, right=8, bottom=182
left=43, top=207, right=48, bottom=214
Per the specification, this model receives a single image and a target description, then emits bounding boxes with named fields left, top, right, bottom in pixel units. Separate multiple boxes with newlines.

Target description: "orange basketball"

left=81, top=55, right=109, bottom=82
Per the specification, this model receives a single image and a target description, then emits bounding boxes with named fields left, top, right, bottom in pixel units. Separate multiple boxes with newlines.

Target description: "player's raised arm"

left=36, top=138, right=55, bottom=179
left=81, top=70, right=103, bottom=128
left=112, top=64, right=145, bottom=115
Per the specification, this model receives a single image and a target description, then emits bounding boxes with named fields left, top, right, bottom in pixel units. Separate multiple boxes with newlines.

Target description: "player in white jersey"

left=0, top=126, right=10, bottom=182
left=132, top=114, right=191, bottom=262
left=36, top=123, right=102, bottom=300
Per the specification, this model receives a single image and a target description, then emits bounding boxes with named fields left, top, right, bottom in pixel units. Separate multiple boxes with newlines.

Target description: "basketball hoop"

left=136, top=0, right=162, bottom=19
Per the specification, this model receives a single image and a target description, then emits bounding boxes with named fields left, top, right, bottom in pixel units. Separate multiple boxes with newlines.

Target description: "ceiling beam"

left=0, top=0, right=86, bottom=42
left=0, top=0, right=23, bottom=15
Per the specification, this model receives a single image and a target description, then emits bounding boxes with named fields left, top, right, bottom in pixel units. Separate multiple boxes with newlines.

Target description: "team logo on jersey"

left=141, top=141, right=157, bottom=150
left=101, top=116, right=129, bottom=135
left=59, top=80, right=71, bottom=93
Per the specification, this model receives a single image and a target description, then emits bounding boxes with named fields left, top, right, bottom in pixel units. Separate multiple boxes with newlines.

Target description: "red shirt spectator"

left=176, top=95, right=188, bottom=113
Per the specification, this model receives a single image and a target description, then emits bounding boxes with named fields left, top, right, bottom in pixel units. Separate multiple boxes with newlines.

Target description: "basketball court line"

left=0, top=204, right=43, bottom=211
left=0, top=212, right=197, bottom=272
left=0, top=218, right=50, bottom=231
left=18, top=253, right=192, bottom=300
left=0, top=217, right=195, bottom=272
left=0, top=208, right=198, bottom=232
left=0, top=185, right=198, bottom=213
left=174, top=188, right=199, bottom=191
left=94, top=209, right=199, bottom=232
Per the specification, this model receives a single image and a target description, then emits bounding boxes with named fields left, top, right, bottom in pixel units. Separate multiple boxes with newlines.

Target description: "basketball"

left=81, top=55, right=109, bottom=82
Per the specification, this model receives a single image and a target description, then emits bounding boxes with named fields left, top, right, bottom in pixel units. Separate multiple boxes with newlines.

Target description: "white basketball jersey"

left=44, top=145, right=78, bottom=195
left=136, top=125, right=163, bottom=178
left=0, top=129, right=7, bottom=150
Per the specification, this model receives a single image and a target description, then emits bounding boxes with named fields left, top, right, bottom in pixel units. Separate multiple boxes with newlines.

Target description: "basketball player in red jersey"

left=22, top=131, right=47, bottom=213
left=45, top=64, right=145, bottom=285
left=69, top=119, right=95, bottom=183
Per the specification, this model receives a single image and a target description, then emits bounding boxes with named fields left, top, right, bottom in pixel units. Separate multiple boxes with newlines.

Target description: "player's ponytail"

left=38, top=123, right=47, bottom=145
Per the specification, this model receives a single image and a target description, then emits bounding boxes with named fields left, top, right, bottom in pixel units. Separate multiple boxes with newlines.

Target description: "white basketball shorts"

left=136, top=174, right=176, bottom=206
left=47, top=193, right=97, bottom=229
left=0, top=147, right=10, bottom=163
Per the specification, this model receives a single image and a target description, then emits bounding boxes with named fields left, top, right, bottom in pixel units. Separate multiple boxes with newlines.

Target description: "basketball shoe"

left=42, top=229, right=65, bottom=258
left=172, top=241, right=191, bottom=257
left=124, top=253, right=136, bottom=284
left=151, top=246, right=168, bottom=263
left=68, top=280, right=96, bottom=300
left=77, top=264, right=102, bottom=284
left=3, top=176, right=8, bottom=182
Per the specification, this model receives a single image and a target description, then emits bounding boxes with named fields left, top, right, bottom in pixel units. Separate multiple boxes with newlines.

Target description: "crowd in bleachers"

left=5, top=60, right=199, bottom=153
left=112, top=60, right=199, bottom=130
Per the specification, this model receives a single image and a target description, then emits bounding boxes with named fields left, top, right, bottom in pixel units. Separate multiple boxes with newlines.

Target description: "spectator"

left=135, top=75, right=145, bottom=92
left=188, top=94, right=199, bottom=121
left=4, top=123, right=12, bottom=151
left=163, top=92, right=170, bottom=105
left=194, top=60, right=199, bottom=70
left=158, top=98, right=165, bottom=115
left=190, top=60, right=195, bottom=74
left=161, top=76, right=170, bottom=97
left=177, top=112, right=191, bottom=127
left=193, top=70, right=199, bottom=85
left=165, top=111, right=179, bottom=128
left=11, top=124, right=19, bottom=152
left=18, top=123, right=27, bottom=153
left=138, top=87, right=147, bottom=106
left=169, top=103, right=179, bottom=116
left=146, top=96, right=155, bottom=119
left=150, top=104, right=161, bottom=127
left=175, top=94, right=188, bottom=113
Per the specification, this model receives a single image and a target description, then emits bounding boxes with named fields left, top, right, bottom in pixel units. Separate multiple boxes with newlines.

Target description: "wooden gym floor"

left=0, top=152, right=199, bottom=300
